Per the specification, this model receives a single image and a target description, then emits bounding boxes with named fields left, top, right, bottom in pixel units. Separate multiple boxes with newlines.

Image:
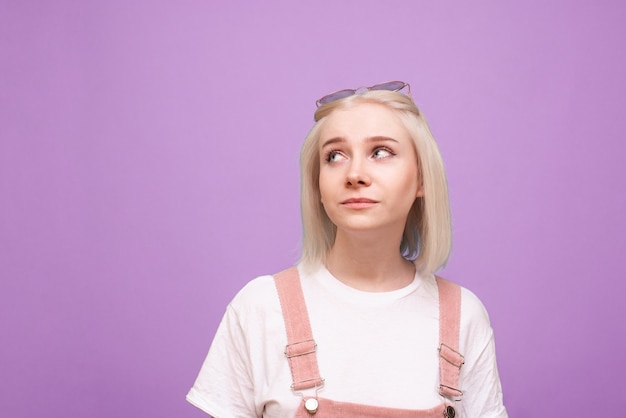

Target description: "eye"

left=372, top=147, right=395, bottom=159
left=325, top=150, right=346, bottom=163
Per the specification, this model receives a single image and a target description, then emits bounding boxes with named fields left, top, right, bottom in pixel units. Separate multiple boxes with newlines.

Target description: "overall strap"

left=274, top=267, right=324, bottom=391
left=274, top=268, right=464, bottom=404
left=436, top=277, right=464, bottom=401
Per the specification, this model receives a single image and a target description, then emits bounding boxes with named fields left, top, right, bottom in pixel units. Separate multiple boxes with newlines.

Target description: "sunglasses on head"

left=315, top=81, right=412, bottom=107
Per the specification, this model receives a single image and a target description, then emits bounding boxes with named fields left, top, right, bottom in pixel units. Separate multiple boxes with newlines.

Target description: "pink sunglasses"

left=315, top=80, right=412, bottom=107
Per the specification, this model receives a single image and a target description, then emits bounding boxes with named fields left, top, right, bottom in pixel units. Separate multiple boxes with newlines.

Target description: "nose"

left=345, top=160, right=371, bottom=187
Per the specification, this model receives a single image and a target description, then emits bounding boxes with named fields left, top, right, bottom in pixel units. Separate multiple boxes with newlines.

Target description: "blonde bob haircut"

left=299, top=90, right=452, bottom=277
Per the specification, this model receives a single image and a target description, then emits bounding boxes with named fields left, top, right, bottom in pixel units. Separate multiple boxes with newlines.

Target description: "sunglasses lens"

left=370, top=81, right=406, bottom=92
left=316, top=81, right=410, bottom=107
left=318, top=89, right=356, bottom=105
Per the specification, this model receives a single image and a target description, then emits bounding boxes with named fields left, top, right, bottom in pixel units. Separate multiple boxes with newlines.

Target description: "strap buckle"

left=438, top=343, right=465, bottom=368
left=291, top=381, right=325, bottom=415
left=438, top=343, right=464, bottom=400
left=439, top=383, right=463, bottom=401
left=285, top=339, right=317, bottom=358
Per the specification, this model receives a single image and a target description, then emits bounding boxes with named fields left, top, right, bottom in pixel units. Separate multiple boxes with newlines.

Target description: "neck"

left=325, top=231, right=415, bottom=292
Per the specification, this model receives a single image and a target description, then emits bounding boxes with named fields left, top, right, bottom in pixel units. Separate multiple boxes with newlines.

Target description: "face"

left=318, top=102, right=423, bottom=238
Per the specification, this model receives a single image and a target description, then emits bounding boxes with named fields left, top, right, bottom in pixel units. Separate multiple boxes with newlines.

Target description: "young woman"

left=187, top=82, right=507, bottom=417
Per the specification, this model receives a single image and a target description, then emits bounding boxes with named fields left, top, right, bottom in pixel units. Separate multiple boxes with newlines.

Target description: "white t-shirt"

left=187, top=265, right=507, bottom=418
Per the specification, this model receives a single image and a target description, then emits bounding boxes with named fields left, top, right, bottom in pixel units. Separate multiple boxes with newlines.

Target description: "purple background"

left=1, top=1, right=625, bottom=417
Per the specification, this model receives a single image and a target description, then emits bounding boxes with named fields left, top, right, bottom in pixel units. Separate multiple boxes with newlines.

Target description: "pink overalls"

left=273, top=268, right=464, bottom=418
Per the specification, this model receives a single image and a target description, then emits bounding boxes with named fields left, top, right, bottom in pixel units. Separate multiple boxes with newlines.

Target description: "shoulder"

left=436, top=276, right=495, bottom=348
left=460, top=286, right=492, bottom=327
left=226, top=269, right=303, bottom=326
left=232, top=274, right=276, bottom=300
left=212, top=272, right=289, bottom=362
left=457, top=284, right=497, bottom=356
left=436, top=276, right=491, bottom=324
left=228, top=273, right=280, bottom=315
left=434, top=277, right=489, bottom=318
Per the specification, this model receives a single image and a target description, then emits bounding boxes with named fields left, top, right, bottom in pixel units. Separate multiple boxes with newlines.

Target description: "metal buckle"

left=438, top=343, right=465, bottom=369
left=290, top=377, right=325, bottom=390
left=285, top=339, right=317, bottom=358
left=438, top=343, right=464, bottom=401
left=291, top=381, right=325, bottom=415
left=439, top=383, right=463, bottom=401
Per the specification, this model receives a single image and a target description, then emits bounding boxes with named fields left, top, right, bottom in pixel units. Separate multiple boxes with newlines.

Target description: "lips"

left=341, top=198, right=378, bottom=204
left=340, top=197, right=378, bottom=209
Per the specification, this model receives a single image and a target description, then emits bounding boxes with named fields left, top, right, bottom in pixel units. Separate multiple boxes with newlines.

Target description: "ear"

left=415, top=182, right=425, bottom=198
left=415, top=169, right=425, bottom=198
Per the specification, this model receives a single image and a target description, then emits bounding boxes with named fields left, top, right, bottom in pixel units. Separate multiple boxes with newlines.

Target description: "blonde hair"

left=299, top=90, right=452, bottom=277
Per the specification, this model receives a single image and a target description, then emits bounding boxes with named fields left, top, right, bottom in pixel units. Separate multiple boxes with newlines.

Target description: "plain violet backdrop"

left=1, top=1, right=625, bottom=417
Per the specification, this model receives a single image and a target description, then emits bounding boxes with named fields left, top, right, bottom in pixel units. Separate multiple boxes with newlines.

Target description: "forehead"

left=318, top=102, right=410, bottom=142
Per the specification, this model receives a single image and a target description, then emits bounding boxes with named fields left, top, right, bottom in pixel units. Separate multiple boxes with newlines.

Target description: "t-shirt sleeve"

left=186, top=303, right=259, bottom=418
left=459, top=289, right=508, bottom=418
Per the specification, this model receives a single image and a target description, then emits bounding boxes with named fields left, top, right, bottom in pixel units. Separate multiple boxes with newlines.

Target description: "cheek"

left=318, top=169, right=333, bottom=203
left=318, top=177, right=327, bottom=204
left=403, top=165, right=422, bottom=198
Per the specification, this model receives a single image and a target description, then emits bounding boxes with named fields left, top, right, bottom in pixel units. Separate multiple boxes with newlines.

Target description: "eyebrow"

left=320, top=136, right=399, bottom=148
